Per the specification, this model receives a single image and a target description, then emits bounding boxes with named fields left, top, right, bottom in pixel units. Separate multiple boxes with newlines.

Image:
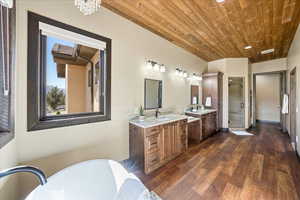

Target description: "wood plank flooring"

left=125, top=123, right=300, bottom=200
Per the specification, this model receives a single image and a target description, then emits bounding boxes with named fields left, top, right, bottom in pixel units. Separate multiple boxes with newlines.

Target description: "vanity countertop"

left=185, top=109, right=217, bottom=116
left=129, top=114, right=188, bottom=128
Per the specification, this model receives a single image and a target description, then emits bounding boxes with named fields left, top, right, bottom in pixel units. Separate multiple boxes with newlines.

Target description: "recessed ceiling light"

left=244, top=46, right=252, bottom=49
left=216, top=0, right=225, bottom=2
left=261, top=49, right=275, bottom=55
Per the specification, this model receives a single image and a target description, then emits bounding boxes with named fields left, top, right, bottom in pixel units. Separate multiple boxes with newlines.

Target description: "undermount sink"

left=156, top=116, right=170, bottom=121
left=144, top=116, right=169, bottom=122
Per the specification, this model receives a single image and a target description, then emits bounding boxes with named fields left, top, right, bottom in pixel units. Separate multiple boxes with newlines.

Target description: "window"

left=27, top=12, right=111, bottom=131
left=0, top=3, right=15, bottom=148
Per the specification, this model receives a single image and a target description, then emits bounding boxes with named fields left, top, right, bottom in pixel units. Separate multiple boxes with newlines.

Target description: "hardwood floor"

left=125, top=123, right=300, bottom=200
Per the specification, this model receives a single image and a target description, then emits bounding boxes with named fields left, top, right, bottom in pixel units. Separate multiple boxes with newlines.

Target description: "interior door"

left=256, top=74, right=281, bottom=123
left=228, top=77, right=245, bottom=128
left=290, top=69, right=297, bottom=151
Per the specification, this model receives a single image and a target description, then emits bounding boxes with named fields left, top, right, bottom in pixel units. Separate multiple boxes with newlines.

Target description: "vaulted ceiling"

left=102, top=0, right=300, bottom=63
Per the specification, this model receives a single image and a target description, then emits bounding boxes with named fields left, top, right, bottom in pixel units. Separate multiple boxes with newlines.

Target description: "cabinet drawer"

left=146, top=134, right=160, bottom=153
left=147, top=151, right=161, bottom=167
left=145, top=126, right=161, bottom=136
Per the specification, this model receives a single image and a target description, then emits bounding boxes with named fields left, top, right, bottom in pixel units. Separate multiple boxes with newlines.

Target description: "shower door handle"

left=241, top=103, right=244, bottom=109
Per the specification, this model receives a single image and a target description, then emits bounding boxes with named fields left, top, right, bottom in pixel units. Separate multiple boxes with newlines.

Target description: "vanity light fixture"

left=196, top=76, right=203, bottom=81
left=244, top=46, right=252, bottom=50
left=175, top=68, right=189, bottom=78
left=189, top=73, right=202, bottom=81
left=146, top=60, right=166, bottom=73
left=216, top=0, right=225, bottom=3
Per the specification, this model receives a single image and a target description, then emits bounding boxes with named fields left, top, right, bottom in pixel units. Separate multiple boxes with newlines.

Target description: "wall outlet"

left=296, top=136, right=299, bottom=144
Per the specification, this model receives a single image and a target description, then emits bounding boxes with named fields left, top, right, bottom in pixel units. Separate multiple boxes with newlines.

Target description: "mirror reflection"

left=144, top=79, right=162, bottom=110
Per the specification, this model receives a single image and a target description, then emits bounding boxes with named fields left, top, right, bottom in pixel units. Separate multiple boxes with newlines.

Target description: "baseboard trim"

left=256, top=120, right=280, bottom=125
left=246, top=125, right=254, bottom=131
left=220, top=128, right=229, bottom=132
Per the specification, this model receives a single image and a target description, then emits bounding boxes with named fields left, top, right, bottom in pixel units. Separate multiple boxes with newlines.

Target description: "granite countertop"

left=129, top=114, right=188, bottom=128
left=187, top=116, right=200, bottom=123
left=185, top=109, right=217, bottom=116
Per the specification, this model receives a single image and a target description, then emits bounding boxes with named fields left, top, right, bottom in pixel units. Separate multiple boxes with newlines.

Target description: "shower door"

left=228, top=77, right=245, bottom=128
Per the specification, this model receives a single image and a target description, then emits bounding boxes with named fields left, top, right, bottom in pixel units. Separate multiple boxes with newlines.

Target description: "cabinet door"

left=202, top=113, right=217, bottom=139
left=188, top=120, right=202, bottom=142
left=210, top=113, right=217, bottom=133
left=162, top=123, right=175, bottom=160
left=175, top=121, right=188, bottom=154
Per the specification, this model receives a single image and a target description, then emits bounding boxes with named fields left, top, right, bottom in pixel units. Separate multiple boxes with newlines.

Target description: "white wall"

left=14, top=0, right=207, bottom=198
left=256, top=74, right=281, bottom=122
left=287, top=25, right=300, bottom=154
left=208, top=58, right=250, bottom=129
left=251, top=58, right=288, bottom=74
left=0, top=140, right=19, bottom=200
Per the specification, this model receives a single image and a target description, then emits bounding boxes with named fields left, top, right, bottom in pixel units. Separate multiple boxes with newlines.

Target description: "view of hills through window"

left=43, top=35, right=101, bottom=116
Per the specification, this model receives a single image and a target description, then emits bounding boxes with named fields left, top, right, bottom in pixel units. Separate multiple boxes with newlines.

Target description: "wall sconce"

left=189, top=73, right=202, bottom=81
left=146, top=60, right=166, bottom=73
left=175, top=68, right=188, bottom=78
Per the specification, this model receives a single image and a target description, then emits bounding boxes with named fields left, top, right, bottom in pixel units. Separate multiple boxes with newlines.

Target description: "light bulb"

left=160, top=65, right=166, bottom=73
left=154, top=63, right=160, bottom=71
left=146, top=61, right=152, bottom=69
left=183, top=71, right=188, bottom=78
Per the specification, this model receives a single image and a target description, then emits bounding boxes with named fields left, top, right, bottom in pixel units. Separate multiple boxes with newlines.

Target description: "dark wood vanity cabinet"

left=186, top=111, right=217, bottom=142
left=201, top=112, right=217, bottom=139
left=202, top=72, right=223, bottom=130
left=129, top=119, right=187, bottom=174
left=188, top=120, right=202, bottom=143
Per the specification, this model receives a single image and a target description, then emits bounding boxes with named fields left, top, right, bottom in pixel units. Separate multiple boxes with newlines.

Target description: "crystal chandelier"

left=75, top=0, right=101, bottom=15
left=0, top=0, right=13, bottom=8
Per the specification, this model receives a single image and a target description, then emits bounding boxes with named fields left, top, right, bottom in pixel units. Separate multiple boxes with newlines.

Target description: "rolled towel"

left=282, top=94, right=289, bottom=114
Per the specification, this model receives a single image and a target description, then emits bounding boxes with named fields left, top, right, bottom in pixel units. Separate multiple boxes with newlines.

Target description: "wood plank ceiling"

left=102, top=0, right=300, bottom=63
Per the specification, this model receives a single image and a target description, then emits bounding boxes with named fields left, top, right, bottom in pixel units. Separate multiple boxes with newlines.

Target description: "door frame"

left=252, top=71, right=287, bottom=129
left=228, top=76, right=245, bottom=129
left=290, top=67, right=297, bottom=151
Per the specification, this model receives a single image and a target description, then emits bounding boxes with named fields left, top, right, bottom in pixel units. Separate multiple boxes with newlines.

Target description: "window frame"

left=27, top=12, right=111, bottom=131
left=0, top=2, right=15, bottom=149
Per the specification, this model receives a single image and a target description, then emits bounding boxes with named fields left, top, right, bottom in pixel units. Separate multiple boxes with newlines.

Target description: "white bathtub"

left=25, top=159, right=159, bottom=200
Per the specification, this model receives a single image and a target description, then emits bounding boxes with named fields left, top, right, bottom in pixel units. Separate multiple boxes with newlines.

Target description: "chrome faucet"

left=155, top=108, right=160, bottom=118
left=0, top=166, right=47, bottom=185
